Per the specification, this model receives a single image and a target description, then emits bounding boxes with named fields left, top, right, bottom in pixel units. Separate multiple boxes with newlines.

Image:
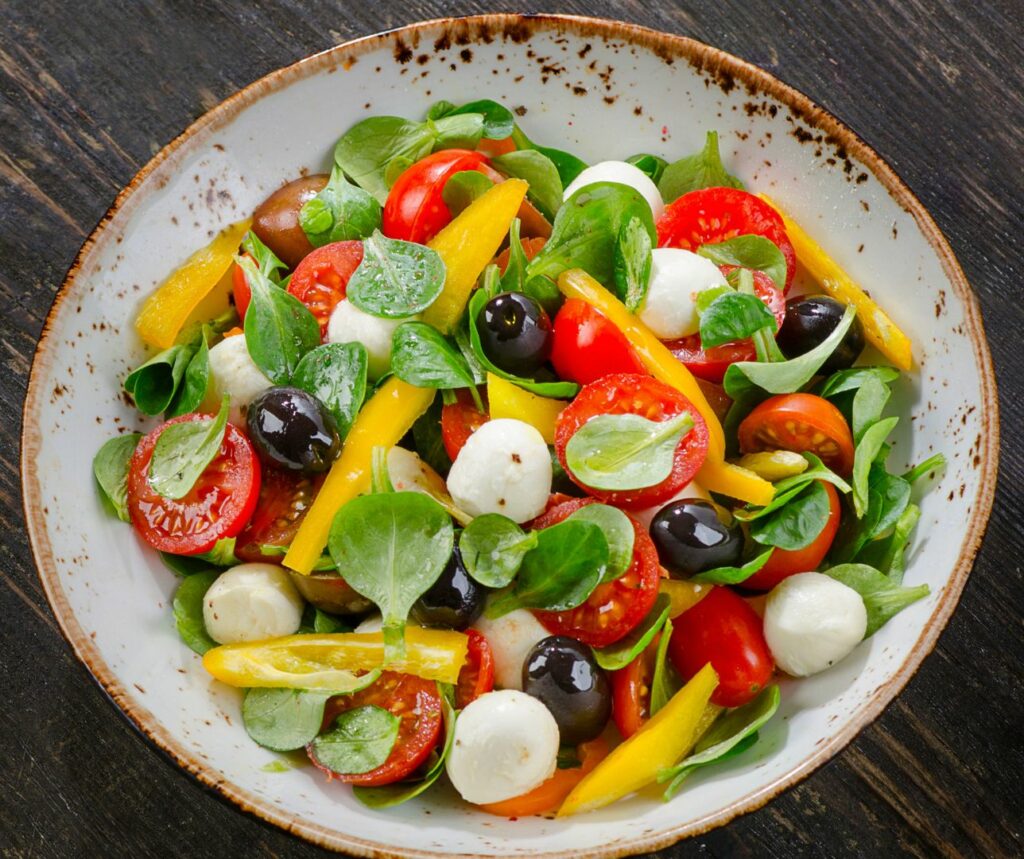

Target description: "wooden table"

left=1, top=2, right=1020, bottom=856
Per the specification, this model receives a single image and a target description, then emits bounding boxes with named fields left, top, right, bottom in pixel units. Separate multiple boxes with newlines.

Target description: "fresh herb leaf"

left=384, top=155, right=414, bottom=189
left=862, top=502, right=920, bottom=584
left=751, top=480, right=831, bottom=550
left=613, top=215, right=653, bottom=312
left=309, top=705, right=400, bottom=775
left=698, top=235, right=788, bottom=293
left=390, top=322, right=479, bottom=399
left=735, top=453, right=851, bottom=522
left=124, top=343, right=196, bottom=416
left=93, top=433, right=141, bottom=521
left=243, top=688, right=333, bottom=752
left=166, top=328, right=211, bottom=417
left=191, top=536, right=239, bottom=567
left=459, top=514, right=539, bottom=588
left=658, top=131, right=743, bottom=203
left=334, top=116, right=435, bottom=203
left=902, top=453, right=946, bottom=484
left=824, top=563, right=930, bottom=636
left=565, top=503, right=635, bottom=583
left=292, top=342, right=368, bottom=440
left=240, top=231, right=288, bottom=283
left=592, top=593, right=671, bottom=671
left=441, top=170, right=494, bottom=218
left=509, top=125, right=588, bottom=186
left=492, top=149, right=563, bottom=221
left=411, top=398, right=452, bottom=477
left=626, top=153, right=669, bottom=185
left=851, top=374, right=891, bottom=442
left=172, top=570, right=219, bottom=655
left=443, top=99, right=516, bottom=139
left=347, top=231, right=446, bottom=319
left=431, top=113, right=485, bottom=150
left=851, top=416, right=899, bottom=517
left=161, top=551, right=216, bottom=577
left=499, top=218, right=529, bottom=294
left=147, top=396, right=229, bottom=499
left=699, top=292, right=777, bottom=348
left=817, top=366, right=901, bottom=398
left=299, top=166, right=382, bottom=246
left=692, top=549, right=774, bottom=585
left=650, top=617, right=680, bottom=716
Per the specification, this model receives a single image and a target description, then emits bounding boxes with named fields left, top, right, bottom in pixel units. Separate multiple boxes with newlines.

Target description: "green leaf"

left=650, top=617, right=680, bottom=716
left=93, top=433, right=141, bottom=521
left=499, top=218, right=529, bottom=295
left=510, top=126, right=588, bottom=186
left=309, top=705, right=400, bottom=775
left=902, top=453, right=946, bottom=485
left=852, top=416, right=899, bottom=517
left=334, top=116, right=436, bottom=203
left=692, top=549, right=773, bottom=585
left=390, top=322, right=478, bottom=393
left=441, top=170, right=494, bottom=218
left=751, top=480, right=831, bottom=550
left=124, top=343, right=196, bottom=416
left=299, top=166, right=382, bottom=246
left=592, top=593, right=671, bottom=671
left=292, top=342, right=368, bottom=440
left=626, top=153, right=668, bottom=185
left=240, top=231, right=288, bottom=283
left=734, top=453, right=851, bottom=522
left=817, top=366, right=900, bottom=398
left=564, top=412, right=694, bottom=491
left=459, top=514, right=539, bottom=588
left=698, top=235, right=788, bottom=293
left=384, top=155, right=414, bottom=189
left=699, top=292, right=777, bottom=348
left=313, top=609, right=350, bottom=634
left=161, top=551, right=216, bottom=577
left=658, top=131, right=744, bottom=203
left=147, top=396, right=229, bottom=499
left=851, top=374, right=891, bottom=442
left=370, top=445, right=395, bottom=494
left=347, top=231, right=446, bottom=319
left=613, top=215, right=653, bottom=312
left=191, top=536, right=239, bottom=567
left=565, top=503, right=635, bottom=583
left=431, top=113, right=484, bottom=150
left=869, top=503, right=920, bottom=584
left=411, top=398, right=452, bottom=477
left=166, top=329, right=211, bottom=417
left=243, top=688, right=333, bottom=751
left=172, top=570, right=219, bottom=655
left=493, top=149, right=563, bottom=221
left=824, top=563, right=930, bottom=636
left=444, top=99, right=515, bottom=139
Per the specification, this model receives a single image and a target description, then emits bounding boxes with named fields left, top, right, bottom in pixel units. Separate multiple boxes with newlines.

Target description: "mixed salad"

left=93, top=98, right=944, bottom=817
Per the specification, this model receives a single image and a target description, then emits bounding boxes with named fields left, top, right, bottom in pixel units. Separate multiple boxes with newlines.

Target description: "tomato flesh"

left=231, top=255, right=254, bottom=321
left=287, top=240, right=364, bottom=337
left=234, top=467, right=323, bottom=563
left=610, top=641, right=657, bottom=739
left=440, top=390, right=489, bottom=461
left=455, top=629, right=496, bottom=709
left=551, top=299, right=647, bottom=385
left=738, top=393, right=855, bottom=475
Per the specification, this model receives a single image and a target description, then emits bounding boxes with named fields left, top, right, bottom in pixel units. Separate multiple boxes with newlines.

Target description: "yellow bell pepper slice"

left=202, top=627, right=469, bottom=689
left=134, top=218, right=251, bottom=349
left=486, top=372, right=564, bottom=443
left=759, top=194, right=912, bottom=370
left=558, top=663, right=719, bottom=816
left=283, top=379, right=434, bottom=574
left=659, top=578, right=712, bottom=617
left=556, top=270, right=774, bottom=507
left=423, top=179, right=529, bottom=334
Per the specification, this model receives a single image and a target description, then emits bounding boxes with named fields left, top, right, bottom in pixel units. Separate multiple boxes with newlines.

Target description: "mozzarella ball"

left=764, top=572, right=867, bottom=677
left=446, top=690, right=560, bottom=804
left=446, top=419, right=551, bottom=523
left=202, top=563, right=305, bottom=644
left=207, top=334, right=272, bottom=419
left=639, top=248, right=729, bottom=340
left=473, top=608, right=552, bottom=690
left=326, top=299, right=417, bottom=381
left=563, top=160, right=665, bottom=221
left=633, top=480, right=712, bottom=531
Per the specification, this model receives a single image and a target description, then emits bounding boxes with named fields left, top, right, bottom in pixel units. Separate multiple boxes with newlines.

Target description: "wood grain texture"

left=1, top=1, right=1021, bottom=856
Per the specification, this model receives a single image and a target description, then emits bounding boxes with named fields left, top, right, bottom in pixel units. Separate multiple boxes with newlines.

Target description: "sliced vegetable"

left=486, top=372, right=564, bottom=443
left=592, top=593, right=672, bottom=672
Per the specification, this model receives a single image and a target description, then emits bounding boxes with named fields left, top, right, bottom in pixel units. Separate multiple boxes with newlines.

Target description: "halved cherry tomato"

left=440, top=389, right=489, bottom=461
left=743, top=481, right=841, bottom=591
left=309, top=671, right=443, bottom=786
left=493, top=236, right=547, bottom=274
left=231, top=254, right=255, bottom=321
left=656, top=188, right=796, bottom=293
left=610, top=639, right=658, bottom=739
left=127, top=414, right=261, bottom=555
left=554, top=374, right=710, bottom=509
left=668, top=586, right=773, bottom=708
left=476, top=136, right=517, bottom=158
left=234, top=467, right=323, bottom=563
left=738, top=393, right=855, bottom=475
left=550, top=299, right=647, bottom=385
left=532, top=497, right=661, bottom=647
left=287, top=240, right=364, bottom=337
left=455, top=629, right=496, bottom=709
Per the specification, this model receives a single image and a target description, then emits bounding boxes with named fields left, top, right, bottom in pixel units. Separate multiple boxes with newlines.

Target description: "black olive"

left=776, top=295, right=865, bottom=374
left=247, top=387, right=340, bottom=473
left=410, top=548, right=485, bottom=630
left=522, top=636, right=611, bottom=745
left=650, top=499, right=743, bottom=577
left=476, top=292, right=553, bottom=376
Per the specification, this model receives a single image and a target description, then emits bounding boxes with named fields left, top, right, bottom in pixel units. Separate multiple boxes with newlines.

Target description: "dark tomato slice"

left=288, top=240, right=364, bottom=337
left=531, top=497, right=661, bottom=647
left=455, top=629, right=496, bottom=709
left=127, top=414, right=261, bottom=555
left=656, top=188, right=796, bottom=293
left=553, top=374, right=710, bottom=509
left=440, top=389, right=490, bottom=461
left=738, top=393, right=855, bottom=475
left=234, top=467, right=324, bottom=563
left=309, top=672, right=443, bottom=786
left=551, top=299, right=647, bottom=386
left=610, top=640, right=658, bottom=738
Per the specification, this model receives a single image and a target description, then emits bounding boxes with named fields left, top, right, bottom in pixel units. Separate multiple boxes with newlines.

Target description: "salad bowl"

left=21, top=13, right=997, bottom=857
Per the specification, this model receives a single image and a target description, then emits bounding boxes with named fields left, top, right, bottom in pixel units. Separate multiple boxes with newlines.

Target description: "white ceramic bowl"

left=22, top=14, right=998, bottom=857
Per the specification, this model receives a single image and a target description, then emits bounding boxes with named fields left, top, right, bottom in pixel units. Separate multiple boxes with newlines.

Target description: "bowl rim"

left=20, top=12, right=1000, bottom=858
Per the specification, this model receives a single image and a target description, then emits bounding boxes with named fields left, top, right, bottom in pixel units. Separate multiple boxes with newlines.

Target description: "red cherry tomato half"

left=234, top=467, right=324, bottom=563
left=309, top=672, right=443, bottom=786
left=551, top=299, right=647, bottom=386
left=127, top=414, right=261, bottom=555
left=554, top=374, right=710, bottom=509
left=743, top=481, right=842, bottom=591
left=738, top=393, right=855, bottom=475
left=656, top=188, right=796, bottom=293
left=668, top=586, right=774, bottom=708
left=231, top=254, right=255, bottom=321
left=610, top=639, right=657, bottom=739
left=531, top=497, right=661, bottom=648
left=440, top=389, right=489, bottom=462
left=455, top=629, right=496, bottom=709
left=287, top=240, right=364, bottom=337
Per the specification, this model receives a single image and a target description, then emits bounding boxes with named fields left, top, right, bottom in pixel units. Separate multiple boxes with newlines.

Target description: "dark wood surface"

left=2, top=1, right=1021, bottom=856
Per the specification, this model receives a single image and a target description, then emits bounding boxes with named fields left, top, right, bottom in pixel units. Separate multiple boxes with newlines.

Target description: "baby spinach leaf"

left=658, top=131, right=744, bottom=203
left=309, top=705, right=400, bottom=775
left=93, top=433, right=141, bottom=521
left=824, top=563, right=930, bottom=636
left=699, top=292, right=776, bottom=348
left=499, top=218, right=529, bottom=295
left=431, top=113, right=485, bottom=150
left=124, top=342, right=196, bottom=416
left=147, top=396, right=229, bottom=499
left=734, top=453, right=851, bottom=522
left=565, top=503, right=635, bottom=582
left=384, top=155, right=415, bottom=189
left=172, top=570, right=219, bottom=655
left=564, top=412, right=694, bottom=491
left=750, top=480, right=831, bottom=550
left=856, top=503, right=920, bottom=584
left=509, top=125, right=588, bottom=186
left=241, top=230, right=288, bottom=283
left=192, top=536, right=239, bottom=567
left=492, top=149, right=563, bottom=221
left=851, top=374, right=891, bottom=442
left=299, top=166, right=382, bottom=247
left=167, top=327, right=212, bottom=417
left=441, top=170, right=494, bottom=217
left=411, top=398, right=452, bottom=477
left=902, top=453, right=946, bottom=485
left=347, top=231, right=446, bottom=319
left=626, top=153, right=669, bottom=185
left=851, top=416, right=899, bottom=517
left=592, top=593, right=671, bottom=671
left=613, top=215, right=653, bottom=312
left=334, top=116, right=436, bottom=203
left=817, top=366, right=900, bottom=398
left=439, top=99, right=516, bottom=139
left=161, top=551, right=216, bottom=577
left=390, top=322, right=478, bottom=396
left=698, top=235, right=788, bottom=293
left=650, top=617, right=680, bottom=716
left=692, top=549, right=773, bottom=585
left=292, top=342, right=368, bottom=440
left=243, top=688, right=333, bottom=752
left=459, top=514, right=539, bottom=588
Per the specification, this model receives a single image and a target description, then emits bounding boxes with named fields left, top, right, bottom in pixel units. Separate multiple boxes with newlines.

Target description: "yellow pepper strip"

left=423, top=179, right=529, bottom=334
left=659, top=578, right=712, bottom=617
left=284, top=379, right=434, bottom=574
left=556, top=270, right=774, bottom=506
left=202, top=627, right=469, bottom=689
left=134, top=218, right=251, bottom=349
left=486, top=372, right=564, bottom=443
left=557, top=663, right=719, bottom=816
left=759, top=194, right=912, bottom=370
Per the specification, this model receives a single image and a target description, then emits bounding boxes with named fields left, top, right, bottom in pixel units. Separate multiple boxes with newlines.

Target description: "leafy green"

left=852, top=416, right=899, bottom=516
left=492, top=149, right=562, bottom=220
left=851, top=374, right=891, bottom=442
left=658, top=131, right=743, bottom=202
left=509, top=125, right=587, bottom=186
left=411, top=398, right=452, bottom=477
left=435, top=99, right=516, bottom=139
left=650, top=617, right=680, bottom=716
left=93, top=433, right=141, bottom=521
left=698, top=234, right=788, bottom=293
left=172, top=570, right=219, bottom=655
left=734, top=453, right=851, bottom=522
left=565, top=503, right=635, bottom=583
left=147, top=396, right=229, bottom=499
left=862, top=503, right=920, bottom=584
left=750, top=480, right=831, bottom=551
left=242, top=688, right=334, bottom=752
left=240, top=231, right=288, bottom=283
left=692, top=549, right=773, bottom=585
left=626, top=153, right=668, bottom=185
left=124, top=343, right=195, bottom=416
left=431, top=113, right=485, bottom=150
left=817, top=366, right=900, bottom=398
left=299, top=166, right=382, bottom=246
left=309, top=705, right=400, bottom=775
left=347, top=231, right=446, bottom=319
left=166, top=327, right=211, bottom=417
left=613, top=215, right=653, bottom=312
left=592, top=593, right=671, bottom=671
left=699, top=292, right=777, bottom=348
left=824, top=563, right=930, bottom=636
left=161, top=551, right=216, bottom=577
left=459, top=514, right=539, bottom=588
left=902, top=453, right=946, bottom=485
left=441, top=170, right=494, bottom=217
left=334, top=116, right=436, bottom=203
left=191, top=536, right=239, bottom=567
left=292, top=342, right=368, bottom=440
left=390, top=322, right=480, bottom=402
left=499, top=218, right=529, bottom=295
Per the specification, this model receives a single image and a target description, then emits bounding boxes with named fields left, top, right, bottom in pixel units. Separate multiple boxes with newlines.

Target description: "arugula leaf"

left=492, top=150, right=562, bottom=221
left=817, top=366, right=901, bottom=398
left=650, top=617, right=680, bottom=716
left=147, top=396, right=229, bottom=499
left=565, top=503, right=635, bottom=583
left=613, top=215, right=653, bottom=312
left=658, top=131, right=743, bottom=202
left=292, top=342, right=368, bottom=440
left=411, top=398, right=452, bottom=477
left=825, top=563, right=930, bottom=636
left=698, top=235, right=788, bottom=293
left=243, top=688, right=333, bottom=751
left=93, top=433, right=141, bottom=521
left=347, top=231, right=446, bottom=319
left=390, top=322, right=479, bottom=399
left=166, top=328, right=211, bottom=417
left=499, top=218, right=529, bottom=295
left=750, top=480, right=831, bottom=550
left=334, top=116, right=435, bottom=203
left=299, top=166, right=382, bottom=246
left=172, top=570, right=219, bottom=655
left=309, top=705, right=400, bottom=775
left=851, top=416, right=899, bottom=516
left=441, top=170, right=494, bottom=218
left=699, top=292, right=776, bottom=348
left=692, top=549, right=773, bottom=585
left=592, top=593, right=671, bottom=671
left=459, top=514, right=539, bottom=588
left=626, top=153, right=668, bottom=185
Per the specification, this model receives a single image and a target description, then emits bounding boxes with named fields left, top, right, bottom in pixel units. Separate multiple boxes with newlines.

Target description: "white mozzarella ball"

left=446, top=690, right=560, bottom=804
left=202, top=563, right=305, bottom=645
left=473, top=608, right=552, bottom=690
left=446, top=419, right=552, bottom=523
left=563, top=160, right=665, bottom=220
left=632, top=480, right=712, bottom=531
left=639, top=248, right=729, bottom=340
left=207, top=334, right=272, bottom=419
left=764, top=572, right=867, bottom=677
left=326, top=299, right=417, bottom=381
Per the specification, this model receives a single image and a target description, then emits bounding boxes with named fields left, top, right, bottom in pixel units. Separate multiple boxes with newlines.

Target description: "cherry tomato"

left=231, top=254, right=255, bottom=321
left=287, top=240, right=363, bottom=337
left=532, top=497, right=661, bottom=647
left=738, top=393, right=855, bottom=475
left=440, top=389, right=489, bottom=461
left=234, top=467, right=323, bottom=563
left=455, top=629, right=495, bottom=709
left=252, top=174, right=329, bottom=269
left=656, top=188, right=796, bottom=293
left=127, top=414, right=261, bottom=555
left=743, top=481, right=842, bottom=591
left=493, top=236, right=547, bottom=274
left=310, top=672, right=443, bottom=786
left=550, top=299, right=647, bottom=385
left=610, top=640, right=657, bottom=739
left=554, top=374, right=710, bottom=509
left=668, top=586, right=774, bottom=708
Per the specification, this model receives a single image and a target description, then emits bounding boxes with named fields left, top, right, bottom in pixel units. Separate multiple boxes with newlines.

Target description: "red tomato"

left=440, top=390, right=489, bottom=461
left=532, top=497, right=661, bottom=647
left=551, top=299, right=647, bottom=385
left=668, top=586, right=774, bottom=708
left=127, top=414, right=261, bottom=555
left=310, top=672, right=443, bottom=786
left=231, top=255, right=254, bottom=321
left=738, top=393, right=855, bottom=475
left=493, top=236, right=547, bottom=274
left=383, top=149, right=490, bottom=244
left=610, top=640, right=657, bottom=739
left=476, top=136, right=517, bottom=158
left=554, top=374, right=710, bottom=509
left=234, top=467, right=323, bottom=563
left=288, top=240, right=363, bottom=337
left=455, top=629, right=496, bottom=709
left=743, top=481, right=842, bottom=591
left=656, top=188, right=796, bottom=293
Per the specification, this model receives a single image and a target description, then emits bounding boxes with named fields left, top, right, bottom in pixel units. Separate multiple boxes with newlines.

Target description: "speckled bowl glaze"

left=22, top=14, right=998, bottom=858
